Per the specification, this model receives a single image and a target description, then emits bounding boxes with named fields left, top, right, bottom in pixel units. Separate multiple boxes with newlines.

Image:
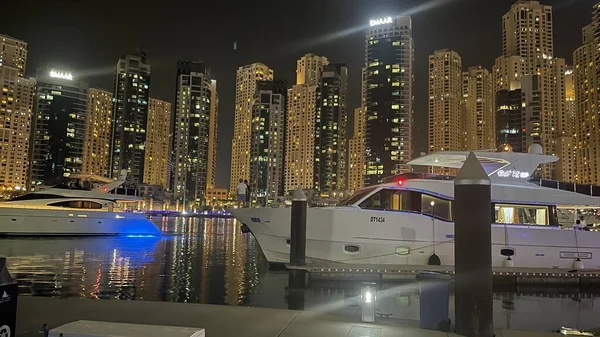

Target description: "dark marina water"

left=2, top=217, right=599, bottom=332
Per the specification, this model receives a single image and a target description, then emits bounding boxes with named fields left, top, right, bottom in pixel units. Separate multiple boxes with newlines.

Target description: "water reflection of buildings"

left=3, top=218, right=262, bottom=304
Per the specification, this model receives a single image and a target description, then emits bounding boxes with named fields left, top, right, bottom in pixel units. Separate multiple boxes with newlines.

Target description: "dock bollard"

left=0, top=257, right=18, bottom=337
left=289, top=187, right=307, bottom=267
left=416, top=271, right=452, bottom=332
left=454, top=152, right=493, bottom=337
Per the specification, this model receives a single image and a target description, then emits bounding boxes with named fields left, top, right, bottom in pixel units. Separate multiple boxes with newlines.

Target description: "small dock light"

left=361, top=283, right=376, bottom=322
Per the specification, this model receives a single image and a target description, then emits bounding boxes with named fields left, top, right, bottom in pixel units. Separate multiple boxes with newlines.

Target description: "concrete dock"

left=288, top=263, right=600, bottom=286
left=16, top=297, right=572, bottom=337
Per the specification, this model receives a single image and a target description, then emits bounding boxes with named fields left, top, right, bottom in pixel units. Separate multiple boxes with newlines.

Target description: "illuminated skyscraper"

left=364, top=16, right=414, bottom=185
left=0, top=35, right=27, bottom=76
left=83, top=88, right=113, bottom=177
left=521, top=75, right=542, bottom=150
left=347, top=107, right=365, bottom=194
left=207, top=79, right=218, bottom=190
left=493, top=55, right=526, bottom=93
left=0, top=37, right=34, bottom=191
left=230, top=63, right=273, bottom=193
left=428, top=49, right=463, bottom=156
left=496, top=1, right=566, bottom=178
left=296, top=53, right=329, bottom=86
left=284, top=54, right=327, bottom=192
left=144, top=98, right=171, bottom=188
left=574, top=5, right=600, bottom=185
left=110, top=52, right=151, bottom=182
left=31, top=67, right=88, bottom=186
left=495, top=88, right=523, bottom=152
left=463, top=66, right=495, bottom=150
left=173, top=61, right=214, bottom=203
left=555, top=67, right=577, bottom=183
left=249, top=80, right=287, bottom=201
left=314, top=63, right=348, bottom=193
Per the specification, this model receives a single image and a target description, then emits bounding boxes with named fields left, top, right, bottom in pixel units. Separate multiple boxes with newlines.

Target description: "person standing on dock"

left=237, top=179, right=248, bottom=207
left=244, top=179, right=251, bottom=206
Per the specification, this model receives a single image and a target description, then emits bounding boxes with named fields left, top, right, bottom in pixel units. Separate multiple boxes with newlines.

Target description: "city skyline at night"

left=0, top=0, right=597, bottom=189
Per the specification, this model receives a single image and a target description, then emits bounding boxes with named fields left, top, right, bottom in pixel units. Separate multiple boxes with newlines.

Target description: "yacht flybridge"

left=230, top=148, right=600, bottom=269
left=0, top=171, right=160, bottom=236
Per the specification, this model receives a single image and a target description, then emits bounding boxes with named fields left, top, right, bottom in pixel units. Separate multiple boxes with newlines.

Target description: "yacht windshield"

left=339, top=187, right=377, bottom=206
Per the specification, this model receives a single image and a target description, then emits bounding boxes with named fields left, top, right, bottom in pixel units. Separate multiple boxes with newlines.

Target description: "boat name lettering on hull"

left=370, top=216, right=385, bottom=223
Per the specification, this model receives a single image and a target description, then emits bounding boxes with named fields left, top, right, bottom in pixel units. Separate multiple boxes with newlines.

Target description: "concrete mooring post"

left=289, top=187, right=307, bottom=267
left=288, top=187, right=308, bottom=291
left=454, top=152, right=493, bottom=337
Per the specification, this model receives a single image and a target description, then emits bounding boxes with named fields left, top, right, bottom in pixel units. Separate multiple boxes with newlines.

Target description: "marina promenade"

left=17, top=296, right=564, bottom=337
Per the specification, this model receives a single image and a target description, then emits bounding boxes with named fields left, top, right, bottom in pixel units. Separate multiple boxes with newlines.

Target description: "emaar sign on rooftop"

left=49, top=69, right=73, bottom=80
left=370, top=17, right=393, bottom=26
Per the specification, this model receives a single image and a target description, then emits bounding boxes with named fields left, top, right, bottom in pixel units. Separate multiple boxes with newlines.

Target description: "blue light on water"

left=125, top=234, right=157, bottom=238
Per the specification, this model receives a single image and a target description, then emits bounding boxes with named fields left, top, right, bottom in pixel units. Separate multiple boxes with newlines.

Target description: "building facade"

left=497, top=1, right=567, bottom=179
left=207, top=79, right=218, bottom=189
left=144, top=98, right=171, bottom=188
left=521, top=75, right=542, bottom=151
left=31, top=67, right=88, bottom=187
left=284, top=54, right=327, bottom=192
left=172, top=61, right=214, bottom=204
left=347, top=107, right=366, bottom=194
left=230, top=63, right=273, bottom=193
left=0, top=35, right=27, bottom=76
left=110, top=52, right=151, bottom=182
left=296, top=53, right=329, bottom=86
left=0, top=36, right=35, bottom=192
left=555, top=67, right=577, bottom=183
left=82, top=88, right=113, bottom=177
left=493, top=55, right=526, bottom=93
left=428, top=49, right=463, bottom=156
left=314, top=63, right=348, bottom=194
left=364, top=16, right=414, bottom=185
left=573, top=5, right=600, bottom=185
left=463, top=66, right=495, bottom=150
left=495, top=88, right=523, bottom=152
left=249, top=80, right=287, bottom=201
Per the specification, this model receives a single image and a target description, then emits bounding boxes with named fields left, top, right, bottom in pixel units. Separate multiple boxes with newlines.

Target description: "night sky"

left=1, top=0, right=595, bottom=189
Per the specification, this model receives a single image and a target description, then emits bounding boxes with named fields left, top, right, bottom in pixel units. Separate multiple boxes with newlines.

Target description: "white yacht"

left=230, top=148, right=600, bottom=269
left=0, top=172, right=161, bottom=236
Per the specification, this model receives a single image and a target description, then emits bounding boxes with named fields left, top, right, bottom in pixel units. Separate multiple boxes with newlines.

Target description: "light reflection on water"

left=2, top=217, right=599, bottom=333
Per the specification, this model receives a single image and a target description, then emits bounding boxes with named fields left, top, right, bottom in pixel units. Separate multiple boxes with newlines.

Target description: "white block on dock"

left=49, top=320, right=205, bottom=337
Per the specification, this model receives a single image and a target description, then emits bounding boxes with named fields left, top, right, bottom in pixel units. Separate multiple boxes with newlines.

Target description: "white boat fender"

left=503, top=257, right=514, bottom=267
left=573, top=258, right=585, bottom=270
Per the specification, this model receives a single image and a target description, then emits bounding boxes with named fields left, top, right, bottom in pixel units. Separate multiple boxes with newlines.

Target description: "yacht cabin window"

left=340, top=187, right=376, bottom=206
left=421, top=194, right=452, bottom=221
left=494, top=203, right=549, bottom=226
left=358, top=188, right=452, bottom=221
left=48, top=200, right=103, bottom=209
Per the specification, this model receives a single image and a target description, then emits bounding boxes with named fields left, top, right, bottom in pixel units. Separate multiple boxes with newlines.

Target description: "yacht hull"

left=231, top=207, right=600, bottom=269
left=0, top=208, right=160, bottom=236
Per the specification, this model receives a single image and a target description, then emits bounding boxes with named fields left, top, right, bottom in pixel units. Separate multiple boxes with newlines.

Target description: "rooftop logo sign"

left=370, top=17, right=393, bottom=26
left=49, top=69, right=73, bottom=80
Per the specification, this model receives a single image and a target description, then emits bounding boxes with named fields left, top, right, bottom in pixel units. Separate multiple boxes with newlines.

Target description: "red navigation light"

left=102, top=186, right=107, bottom=192
left=397, top=179, right=404, bottom=186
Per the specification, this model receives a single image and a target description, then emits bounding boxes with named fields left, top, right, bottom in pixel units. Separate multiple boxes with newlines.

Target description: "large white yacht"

left=0, top=172, right=161, bottom=236
left=230, top=147, right=600, bottom=269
